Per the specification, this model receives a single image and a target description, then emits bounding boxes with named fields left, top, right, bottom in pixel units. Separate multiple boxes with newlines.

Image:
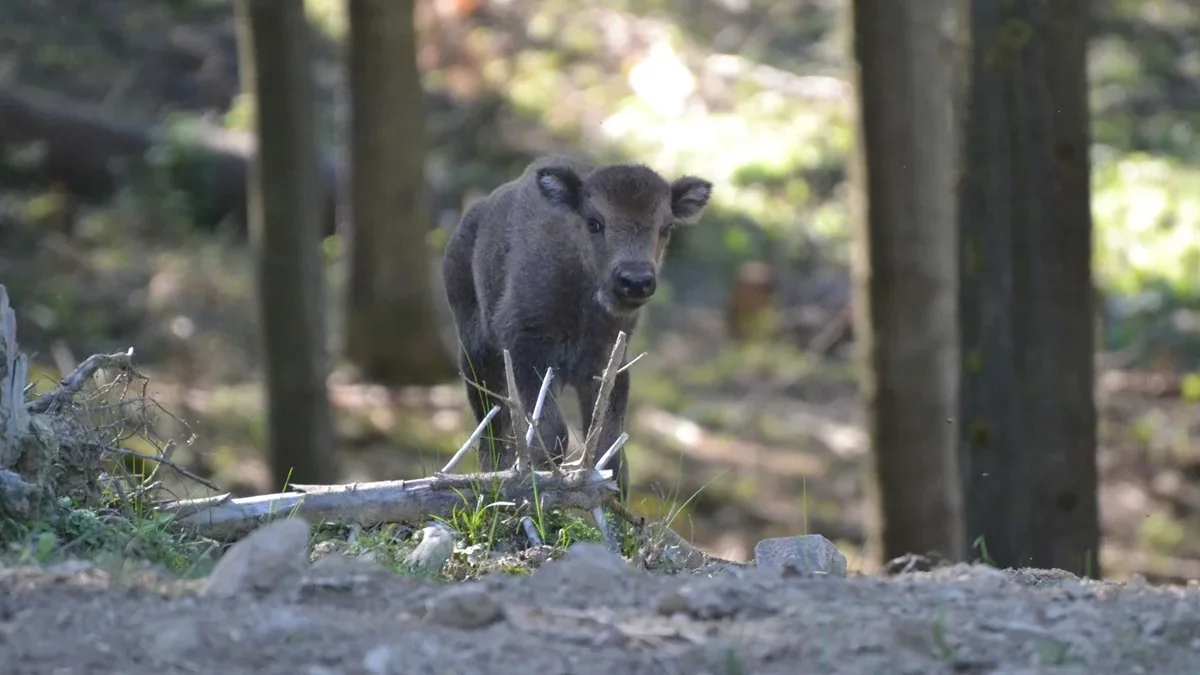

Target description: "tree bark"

left=234, top=0, right=337, bottom=487
left=343, top=0, right=455, bottom=386
left=957, top=0, right=1101, bottom=576
left=848, top=0, right=965, bottom=563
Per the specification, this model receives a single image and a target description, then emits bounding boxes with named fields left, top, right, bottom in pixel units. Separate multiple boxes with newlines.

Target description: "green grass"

left=2, top=495, right=220, bottom=580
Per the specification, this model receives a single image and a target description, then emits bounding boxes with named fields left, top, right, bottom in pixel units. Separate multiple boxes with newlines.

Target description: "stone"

left=532, top=541, right=633, bottom=594
left=305, top=552, right=390, bottom=592
left=200, top=517, right=311, bottom=598
left=753, top=534, right=848, bottom=578
left=655, top=580, right=774, bottom=620
left=425, top=586, right=503, bottom=629
left=655, top=585, right=739, bottom=620
left=403, top=524, right=456, bottom=575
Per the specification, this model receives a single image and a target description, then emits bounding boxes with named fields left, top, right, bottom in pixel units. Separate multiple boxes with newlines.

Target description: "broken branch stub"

left=501, top=349, right=528, bottom=471
left=0, top=285, right=30, bottom=467
left=525, top=366, right=561, bottom=473
left=582, top=330, right=628, bottom=469
left=595, top=432, right=629, bottom=472
left=439, top=404, right=502, bottom=474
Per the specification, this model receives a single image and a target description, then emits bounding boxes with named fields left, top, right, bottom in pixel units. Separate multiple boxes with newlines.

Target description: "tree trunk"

left=957, top=0, right=1100, bottom=576
left=848, top=0, right=965, bottom=564
left=343, top=0, right=455, bottom=386
left=234, top=0, right=337, bottom=487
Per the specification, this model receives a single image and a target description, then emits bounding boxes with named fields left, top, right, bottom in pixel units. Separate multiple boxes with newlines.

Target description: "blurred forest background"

left=2, top=0, right=1200, bottom=582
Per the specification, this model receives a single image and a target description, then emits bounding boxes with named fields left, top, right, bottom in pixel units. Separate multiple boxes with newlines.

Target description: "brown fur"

left=440, top=155, right=712, bottom=497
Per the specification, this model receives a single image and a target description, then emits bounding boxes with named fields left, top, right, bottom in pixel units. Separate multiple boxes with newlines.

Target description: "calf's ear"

left=536, top=166, right=584, bottom=212
left=670, top=176, right=713, bottom=223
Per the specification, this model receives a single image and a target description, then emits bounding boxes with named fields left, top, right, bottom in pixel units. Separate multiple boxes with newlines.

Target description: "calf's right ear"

left=535, top=166, right=584, bottom=212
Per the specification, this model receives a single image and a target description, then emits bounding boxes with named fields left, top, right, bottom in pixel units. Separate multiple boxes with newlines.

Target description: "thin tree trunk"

left=958, top=0, right=1101, bottom=576
left=343, top=0, right=454, bottom=386
left=234, top=0, right=337, bottom=487
left=848, top=0, right=965, bottom=564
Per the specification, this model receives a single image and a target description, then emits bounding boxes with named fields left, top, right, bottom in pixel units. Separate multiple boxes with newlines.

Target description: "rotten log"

left=0, top=84, right=339, bottom=236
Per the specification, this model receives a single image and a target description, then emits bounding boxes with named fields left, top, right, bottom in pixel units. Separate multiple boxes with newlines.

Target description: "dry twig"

left=86, top=442, right=220, bottom=492
left=438, top=404, right=502, bottom=474
left=27, top=347, right=137, bottom=414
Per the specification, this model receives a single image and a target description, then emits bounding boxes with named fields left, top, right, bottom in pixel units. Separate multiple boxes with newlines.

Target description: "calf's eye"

left=587, top=217, right=605, bottom=234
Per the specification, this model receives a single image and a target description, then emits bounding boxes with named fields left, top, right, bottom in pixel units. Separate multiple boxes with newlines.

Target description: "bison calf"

left=441, top=155, right=712, bottom=497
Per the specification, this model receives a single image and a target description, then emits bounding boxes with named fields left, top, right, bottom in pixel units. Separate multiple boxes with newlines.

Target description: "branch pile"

left=0, top=284, right=718, bottom=571
left=0, top=284, right=194, bottom=522
left=161, top=333, right=635, bottom=544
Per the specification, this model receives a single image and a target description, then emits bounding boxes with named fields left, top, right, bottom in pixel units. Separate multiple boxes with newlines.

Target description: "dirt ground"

left=3, top=544, right=1198, bottom=675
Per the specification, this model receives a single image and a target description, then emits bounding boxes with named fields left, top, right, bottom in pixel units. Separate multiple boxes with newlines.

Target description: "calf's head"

left=535, top=163, right=712, bottom=316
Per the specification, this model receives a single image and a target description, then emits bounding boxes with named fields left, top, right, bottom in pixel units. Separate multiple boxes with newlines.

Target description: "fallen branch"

left=161, top=467, right=617, bottom=540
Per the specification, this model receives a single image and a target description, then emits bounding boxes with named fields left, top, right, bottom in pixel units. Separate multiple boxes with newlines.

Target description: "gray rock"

left=425, top=586, right=504, bottom=629
left=306, top=552, right=391, bottom=592
left=753, top=534, right=848, bottom=578
left=656, top=584, right=741, bottom=620
left=655, top=575, right=777, bottom=620
left=362, top=642, right=446, bottom=675
left=200, top=517, right=311, bottom=598
left=403, top=524, right=455, bottom=575
left=532, top=541, right=633, bottom=594
left=561, top=542, right=633, bottom=574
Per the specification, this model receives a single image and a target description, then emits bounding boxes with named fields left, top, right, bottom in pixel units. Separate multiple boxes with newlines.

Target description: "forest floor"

left=2, top=540, right=1198, bottom=675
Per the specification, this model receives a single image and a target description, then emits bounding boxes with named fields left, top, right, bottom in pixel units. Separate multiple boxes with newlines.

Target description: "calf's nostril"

left=619, top=273, right=656, bottom=298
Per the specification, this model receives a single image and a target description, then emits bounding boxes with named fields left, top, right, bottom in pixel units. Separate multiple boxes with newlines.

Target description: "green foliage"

left=1137, top=511, right=1186, bottom=556
left=3, top=496, right=216, bottom=578
left=1092, top=153, right=1200, bottom=298
left=1180, top=373, right=1200, bottom=401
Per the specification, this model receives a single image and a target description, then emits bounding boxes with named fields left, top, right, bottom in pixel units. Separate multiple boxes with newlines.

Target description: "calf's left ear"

left=670, top=176, right=713, bottom=223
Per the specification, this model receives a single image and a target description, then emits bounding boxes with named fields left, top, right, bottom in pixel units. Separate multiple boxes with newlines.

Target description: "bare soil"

left=3, top=553, right=1198, bottom=675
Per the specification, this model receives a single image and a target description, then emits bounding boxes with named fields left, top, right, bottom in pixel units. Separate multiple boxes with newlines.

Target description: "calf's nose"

left=616, top=268, right=656, bottom=299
